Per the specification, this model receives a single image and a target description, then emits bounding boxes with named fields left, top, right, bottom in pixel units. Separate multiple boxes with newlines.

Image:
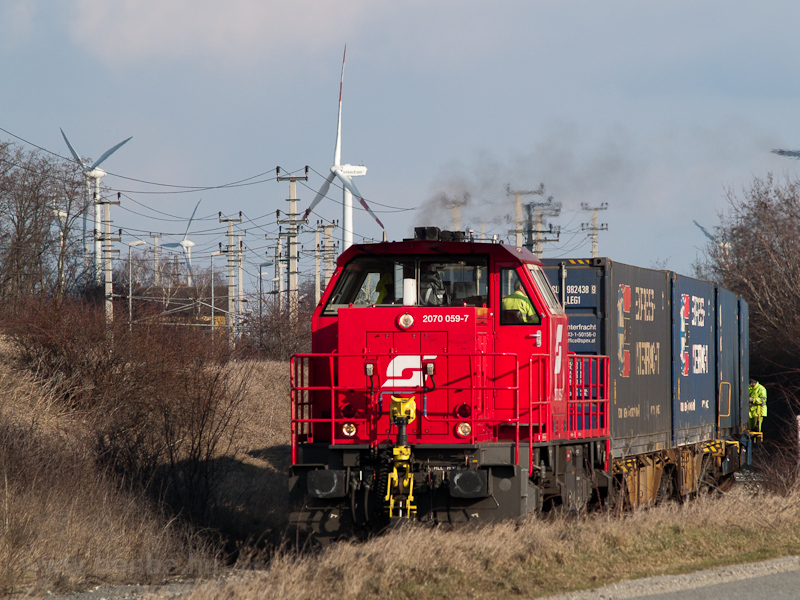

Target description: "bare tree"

left=0, top=141, right=87, bottom=304
left=697, top=175, right=800, bottom=444
left=699, top=175, right=800, bottom=373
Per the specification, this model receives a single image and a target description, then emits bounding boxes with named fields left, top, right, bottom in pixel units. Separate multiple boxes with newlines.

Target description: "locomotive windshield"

left=322, top=255, right=489, bottom=315
left=528, top=264, right=564, bottom=314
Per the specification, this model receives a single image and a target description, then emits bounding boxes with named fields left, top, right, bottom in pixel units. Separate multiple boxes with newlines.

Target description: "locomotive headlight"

left=455, top=422, right=472, bottom=438
left=397, top=313, right=414, bottom=329
left=342, top=423, right=357, bottom=437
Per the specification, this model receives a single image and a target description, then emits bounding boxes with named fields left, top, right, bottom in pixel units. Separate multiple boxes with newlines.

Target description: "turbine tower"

left=163, top=200, right=201, bottom=286
left=303, top=45, right=384, bottom=251
left=60, top=129, right=132, bottom=285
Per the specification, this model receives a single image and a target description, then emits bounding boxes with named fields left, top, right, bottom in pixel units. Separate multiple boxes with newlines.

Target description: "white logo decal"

left=382, top=355, right=437, bottom=388
left=554, top=324, right=563, bottom=375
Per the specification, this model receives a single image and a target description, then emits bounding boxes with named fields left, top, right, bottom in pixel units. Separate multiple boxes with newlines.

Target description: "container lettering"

left=634, top=287, right=656, bottom=321
left=636, top=341, right=660, bottom=375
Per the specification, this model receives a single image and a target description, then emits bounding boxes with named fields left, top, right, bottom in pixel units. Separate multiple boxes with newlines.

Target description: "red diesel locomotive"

left=289, top=227, right=751, bottom=542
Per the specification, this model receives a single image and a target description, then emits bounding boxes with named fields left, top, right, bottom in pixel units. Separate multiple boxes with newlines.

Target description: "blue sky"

left=2, top=1, right=799, bottom=290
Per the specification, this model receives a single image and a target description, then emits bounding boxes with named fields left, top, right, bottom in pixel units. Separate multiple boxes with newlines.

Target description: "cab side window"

left=499, top=269, right=540, bottom=325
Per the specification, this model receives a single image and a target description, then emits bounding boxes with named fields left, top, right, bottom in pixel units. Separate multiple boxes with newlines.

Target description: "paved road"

left=544, top=556, right=800, bottom=600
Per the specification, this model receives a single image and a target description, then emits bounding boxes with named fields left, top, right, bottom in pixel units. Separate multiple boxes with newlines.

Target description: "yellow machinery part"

left=390, top=395, right=417, bottom=423
left=385, top=445, right=416, bottom=518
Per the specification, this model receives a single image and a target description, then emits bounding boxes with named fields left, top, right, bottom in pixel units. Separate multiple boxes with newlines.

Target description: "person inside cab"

left=420, top=263, right=447, bottom=306
left=501, top=277, right=540, bottom=324
left=375, top=270, right=394, bottom=304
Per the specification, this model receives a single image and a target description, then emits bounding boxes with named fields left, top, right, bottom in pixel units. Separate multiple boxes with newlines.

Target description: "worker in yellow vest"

left=501, top=280, right=540, bottom=324
left=748, top=378, right=767, bottom=433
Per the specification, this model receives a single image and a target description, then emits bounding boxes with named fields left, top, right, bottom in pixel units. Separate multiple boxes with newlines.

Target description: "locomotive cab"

left=289, top=228, right=610, bottom=541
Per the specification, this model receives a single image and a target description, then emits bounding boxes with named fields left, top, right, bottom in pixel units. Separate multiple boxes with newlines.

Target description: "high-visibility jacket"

left=749, top=382, right=767, bottom=417
left=501, top=291, right=539, bottom=324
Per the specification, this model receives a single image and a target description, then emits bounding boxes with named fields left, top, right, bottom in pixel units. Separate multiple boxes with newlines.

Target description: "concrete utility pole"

left=219, top=212, right=242, bottom=340
left=523, top=198, right=562, bottom=256
left=314, top=225, right=321, bottom=305
left=277, top=235, right=285, bottom=311
left=276, top=167, right=308, bottom=320
left=322, top=221, right=338, bottom=289
left=264, top=229, right=283, bottom=311
left=210, top=250, right=223, bottom=337
left=506, top=183, right=544, bottom=247
left=100, top=193, right=121, bottom=323
left=581, top=202, right=609, bottom=258
left=128, top=240, right=146, bottom=331
left=82, top=179, right=92, bottom=285
left=527, top=195, right=562, bottom=257
left=93, top=177, right=104, bottom=286
left=150, top=233, right=161, bottom=286
left=237, top=234, right=245, bottom=334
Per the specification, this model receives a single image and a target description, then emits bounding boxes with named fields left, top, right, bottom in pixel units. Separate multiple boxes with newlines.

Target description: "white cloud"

left=0, top=0, right=36, bottom=46
left=69, top=0, right=383, bottom=67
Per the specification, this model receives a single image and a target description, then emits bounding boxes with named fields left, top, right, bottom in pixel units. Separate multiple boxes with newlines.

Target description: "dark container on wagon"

left=542, top=258, right=672, bottom=458
left=543, top=258, right=749, bottom=457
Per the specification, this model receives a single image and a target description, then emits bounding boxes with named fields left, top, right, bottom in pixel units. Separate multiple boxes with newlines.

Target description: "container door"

left=671, top=275, right=716, bottom=445
left=739, top=298, right=750, bottom=430
left=716, top=287, right=740, bottom=433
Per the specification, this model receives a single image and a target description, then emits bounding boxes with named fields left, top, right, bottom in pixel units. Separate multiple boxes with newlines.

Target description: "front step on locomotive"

left=289, top=227, right=756, bottom=543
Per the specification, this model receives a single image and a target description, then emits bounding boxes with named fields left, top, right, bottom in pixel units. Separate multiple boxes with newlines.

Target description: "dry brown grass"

left=0, top=340, right=221, bottom=596
left=181, top=487, right=800, bottom=600
left=195, top=359, right=292, bottom=548
left=6, top=325, right=799, bottom=600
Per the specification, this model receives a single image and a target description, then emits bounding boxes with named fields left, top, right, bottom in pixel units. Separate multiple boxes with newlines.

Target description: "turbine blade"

left=60, top=129, right=86, bottom=168
left=334, top=169, right=384, bottom=229
left=356, top=196, right=385, bottom=229
left=184, top=200, right=201, bottom=240
left=90, top=136, right=132, bottom=170
left=692, top=220, right=716, bottom=243
left=302, top=172, right=336, bottom=221
left=333, top=45, right=346, bottom=165
left=772, top=149, right=800, bottom=158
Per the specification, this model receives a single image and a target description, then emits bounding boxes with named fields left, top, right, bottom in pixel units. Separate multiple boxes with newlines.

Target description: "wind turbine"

left=693, top=220, right=731, bottom=253
left=60, top=128, right=132, bottom=285
left=772, top=149, right=800, bottom=159
left=302, top=45, right=384, bottom=251
left=163, top=200, right=201, bottom=286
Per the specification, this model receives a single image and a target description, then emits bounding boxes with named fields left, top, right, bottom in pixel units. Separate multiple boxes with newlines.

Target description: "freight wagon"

left=541, top=258, right=751, bottom=506
left=289, top=229, right=754, bottom=543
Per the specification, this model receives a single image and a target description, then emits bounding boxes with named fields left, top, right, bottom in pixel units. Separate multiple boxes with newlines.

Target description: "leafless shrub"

left=243, top=284, right=314, bottom=360
left=0, top=382, right=218, bottom=595
left=0, top=298, right=251, bottom=528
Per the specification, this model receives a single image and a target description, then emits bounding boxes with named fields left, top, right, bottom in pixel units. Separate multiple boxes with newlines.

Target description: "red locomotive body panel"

left=289, top=230, right=611, bottom=538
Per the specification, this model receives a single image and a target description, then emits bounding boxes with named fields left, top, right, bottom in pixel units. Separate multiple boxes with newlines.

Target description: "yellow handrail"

left=717, top=381, right=731, bottom=427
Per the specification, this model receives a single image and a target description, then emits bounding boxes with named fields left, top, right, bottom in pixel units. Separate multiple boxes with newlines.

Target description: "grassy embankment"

left=183, top=485, right=800, bottom=600
left=1, top=319, right=799, bottom=599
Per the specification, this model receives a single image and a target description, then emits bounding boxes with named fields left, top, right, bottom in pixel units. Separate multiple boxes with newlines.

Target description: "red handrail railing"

left=290, top=351, right=610, bottom=471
